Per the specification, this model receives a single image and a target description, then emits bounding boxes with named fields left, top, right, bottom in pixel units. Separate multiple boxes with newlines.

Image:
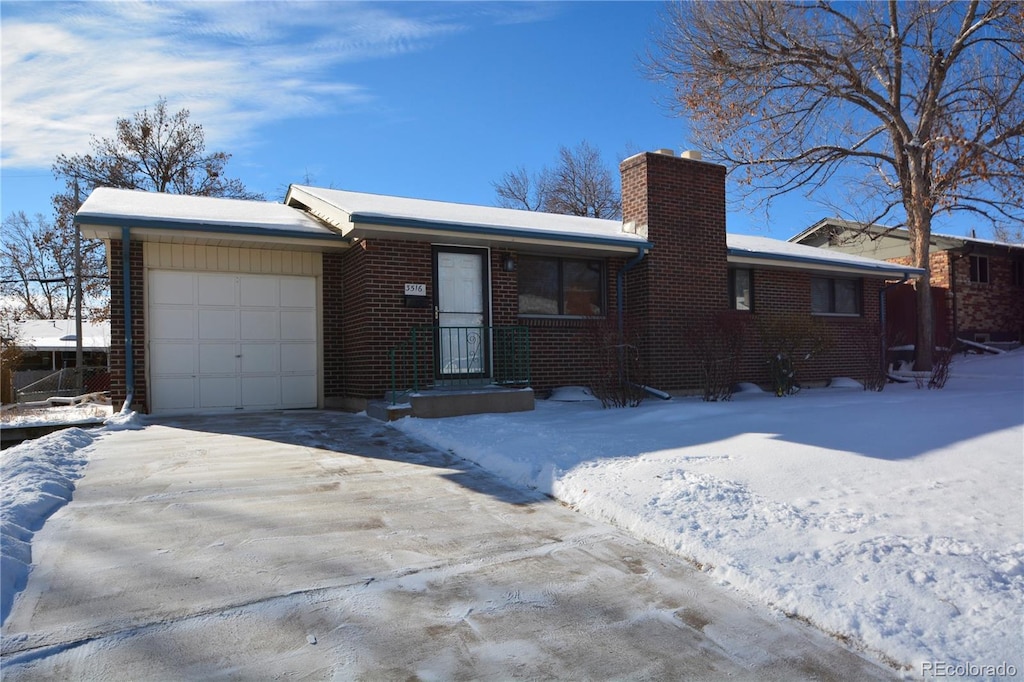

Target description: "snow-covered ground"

left=394, top=350, right=1024, bottom=675
left=1, top=351, right=1021, bottom=677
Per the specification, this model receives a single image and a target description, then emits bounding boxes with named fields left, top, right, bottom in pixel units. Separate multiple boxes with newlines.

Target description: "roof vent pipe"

left=681, top=150, right=702, bottom=160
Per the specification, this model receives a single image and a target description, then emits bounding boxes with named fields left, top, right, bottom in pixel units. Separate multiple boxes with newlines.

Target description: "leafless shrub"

left=587, top=316, right=646, bottom=408
left=686, top=312, right=748, bottom=401
left=756, top=313, right=834, bottom=397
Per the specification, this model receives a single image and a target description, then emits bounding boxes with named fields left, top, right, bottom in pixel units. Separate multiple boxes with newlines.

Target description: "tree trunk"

left=910, top=211, right=935, bottom=372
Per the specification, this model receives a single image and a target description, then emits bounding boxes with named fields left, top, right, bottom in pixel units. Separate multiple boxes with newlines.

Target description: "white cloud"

left=0, top=1, right=495, bottom=168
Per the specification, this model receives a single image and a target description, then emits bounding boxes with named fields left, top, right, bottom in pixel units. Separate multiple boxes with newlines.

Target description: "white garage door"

left=148, top=271, right=318, bottom=413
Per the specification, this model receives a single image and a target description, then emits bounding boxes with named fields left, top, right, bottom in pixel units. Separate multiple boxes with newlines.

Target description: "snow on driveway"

left=1, top=411, right=892, bottom=680
left=394, top=350, right=1024, bottom=676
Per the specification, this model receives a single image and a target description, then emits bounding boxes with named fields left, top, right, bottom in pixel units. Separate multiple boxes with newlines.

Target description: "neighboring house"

left=791, top=218, right=1024, bottom=348
left=76, top=150, right=922, bottom=416
left=10, top=319, right=110, bottom=371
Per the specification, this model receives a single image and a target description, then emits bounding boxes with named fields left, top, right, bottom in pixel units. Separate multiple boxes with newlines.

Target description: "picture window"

left=518, top=256, right=605, bottom=316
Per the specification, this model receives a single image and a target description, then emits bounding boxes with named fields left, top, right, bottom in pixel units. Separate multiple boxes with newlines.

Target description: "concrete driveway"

left=1, top=411, right=893, bottom=680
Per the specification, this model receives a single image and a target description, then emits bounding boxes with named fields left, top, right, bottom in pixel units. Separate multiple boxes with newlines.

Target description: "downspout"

left=880, top=275, right=911, bottom=381
left=120, top=226, right=134, bottom=413
left=617, top=246, right=648, bottom=340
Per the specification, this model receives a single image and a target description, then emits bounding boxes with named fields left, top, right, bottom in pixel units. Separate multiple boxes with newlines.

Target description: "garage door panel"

left=199, top=343, right=239, bottom=374
left=240, top=310, right=279, bottom=340
left=240, top=276, right=280, bottom=307
left=198, top=275, right=238, bottom=306
left=151, top=377, right=195, bottom=410
left=240, top=344, right=278, bottom=373
left=151, top=343, right=195, bottom=374
left=150, top=308, right=195, bottom=340
left=150, top=271, right=195, bottom=305
left=281, top=277, right=315, bottom=307
left=241, top=376, right=281, bottom=407
left=199, top=309, right=238, bottom=340
left=199, top=377, right=238, bottom=408
left=282, top=375, right=317, bottom=408
left=280, top=310, right=315, bottom=341
left=281, top=344, right=316, bottom=373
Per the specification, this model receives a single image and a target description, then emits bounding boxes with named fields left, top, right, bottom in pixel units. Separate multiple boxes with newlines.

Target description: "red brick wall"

left=327, top=239, right=435, bottom=401
left=732, top=270, right=884, bottom=386
left=108, top=239, right=147, bottom=412
left=951, top=251, right=1024, bottom=342
left=515, top=258, right=627, bottom=392
left=620, top=152, right=729, bottom=389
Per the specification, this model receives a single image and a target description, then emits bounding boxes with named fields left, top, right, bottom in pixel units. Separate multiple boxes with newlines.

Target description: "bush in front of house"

left=756, top=313, right=834, bottom=396
left=686, top=312, right=748, bottom=402
left=587, top=316, right=646, bottom=408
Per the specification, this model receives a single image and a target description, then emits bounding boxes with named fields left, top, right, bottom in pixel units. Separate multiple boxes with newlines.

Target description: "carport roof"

left=76, top=188, right=346, bottom=247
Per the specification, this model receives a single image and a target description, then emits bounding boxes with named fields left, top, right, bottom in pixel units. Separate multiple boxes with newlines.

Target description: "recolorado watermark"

left=921, top=661, right=1019, bottom=678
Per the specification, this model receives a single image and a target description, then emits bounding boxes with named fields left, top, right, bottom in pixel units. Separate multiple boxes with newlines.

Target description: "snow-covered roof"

left=791, top=217, right=1024, bottom=251
left=76, top=187, right=342, bottom=243
left=285, top=185, right=652, bottom=252
left=729, top=234, right=924, bottom=277
left=12, top=319, right=110, bottom=352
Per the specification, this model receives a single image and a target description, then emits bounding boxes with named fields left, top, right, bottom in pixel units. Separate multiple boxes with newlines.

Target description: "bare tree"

left=54, top=97, right=264, bottom=200
left=0, top=98, right=264, bottom=323
left=648, top=1, right=1024, bottom=371
left=494, top=141, right=622, bottom=219
left=0, top=210, right=107, bottom=321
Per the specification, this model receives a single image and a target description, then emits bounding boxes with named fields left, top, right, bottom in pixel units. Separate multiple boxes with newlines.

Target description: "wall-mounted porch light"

left=503, top=253, right=517, bottom=272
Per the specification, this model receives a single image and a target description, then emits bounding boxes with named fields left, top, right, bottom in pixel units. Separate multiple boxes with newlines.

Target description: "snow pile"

left=1, top=428, right=97, bottom=623
left=394, top=350, right=1024, bottom=673
left=0, top=403, right=111, bottom=428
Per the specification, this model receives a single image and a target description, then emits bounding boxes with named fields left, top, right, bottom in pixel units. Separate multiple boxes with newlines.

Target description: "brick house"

left=76, top=150, right=922, bottom=416
left=791, top=218, right=1024, bottom=348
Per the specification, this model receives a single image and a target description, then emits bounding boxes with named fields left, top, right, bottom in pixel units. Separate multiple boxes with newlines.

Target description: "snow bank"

left=1, top=428, right=98, bottom=624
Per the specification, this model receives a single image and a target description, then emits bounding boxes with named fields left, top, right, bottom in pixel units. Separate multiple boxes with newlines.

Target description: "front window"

left=811, top=276, right=861, bottom=315
left=518, top=256, right=604, bottom=316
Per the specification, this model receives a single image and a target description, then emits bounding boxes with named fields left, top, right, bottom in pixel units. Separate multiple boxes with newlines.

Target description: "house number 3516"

left=404, top=283, right=426, bottom=296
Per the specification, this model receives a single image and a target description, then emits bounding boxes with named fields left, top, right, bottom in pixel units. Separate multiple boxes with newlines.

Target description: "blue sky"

left=2, top=1, right=834, bottom=240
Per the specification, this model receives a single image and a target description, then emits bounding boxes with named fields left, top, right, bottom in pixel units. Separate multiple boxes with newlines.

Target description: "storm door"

left=433, top=247, right=489, bottom=379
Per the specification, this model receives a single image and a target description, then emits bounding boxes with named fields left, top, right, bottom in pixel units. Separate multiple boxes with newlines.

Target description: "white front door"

left=148, top=270, right=317, bottom=413
left=434, top=247, right=488, bottom=378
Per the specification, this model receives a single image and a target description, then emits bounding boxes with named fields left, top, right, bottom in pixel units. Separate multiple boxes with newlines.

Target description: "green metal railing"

left=388, top=325, right=530, bottom=404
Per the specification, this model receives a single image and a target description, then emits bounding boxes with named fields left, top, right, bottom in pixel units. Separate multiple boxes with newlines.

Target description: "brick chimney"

left=620, top=149, right=728, bottom=390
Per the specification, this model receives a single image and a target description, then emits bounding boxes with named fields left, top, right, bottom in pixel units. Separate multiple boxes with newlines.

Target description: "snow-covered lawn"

left=393, top=350, right=1024, bottom=675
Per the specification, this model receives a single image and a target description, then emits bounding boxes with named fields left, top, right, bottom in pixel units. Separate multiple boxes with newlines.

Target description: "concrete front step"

left=367, top=386, right=534, bottom=421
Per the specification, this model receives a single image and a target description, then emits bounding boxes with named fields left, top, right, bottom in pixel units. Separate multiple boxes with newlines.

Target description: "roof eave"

left=349, top=213, right=652, bottom=254
left=728, top=250, right=925, bottom=279
left=76, top=214, right=349, bottom=248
